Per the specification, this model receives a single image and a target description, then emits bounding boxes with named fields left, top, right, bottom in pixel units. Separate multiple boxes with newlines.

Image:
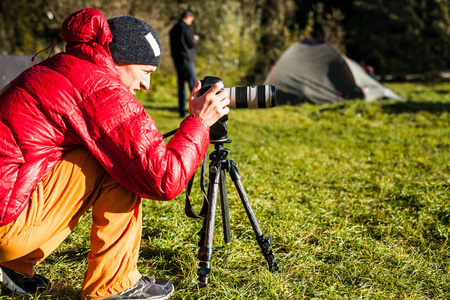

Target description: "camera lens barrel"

left=199, top=76, right=276, bottom=109
left=225, top=85, right=276, bottom=109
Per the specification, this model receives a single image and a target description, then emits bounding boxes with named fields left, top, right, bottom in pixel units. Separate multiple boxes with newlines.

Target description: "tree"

left=252, top=0, right=313, bottom=83
left=342, top=0, right=449, bottom=77
left=1, top=0, right=448, bottom=81
left=313, top=2, right=346, bottom=53
left=154, top=0, right=307, bottom=85
left=0, top=0, right=56, bottom=54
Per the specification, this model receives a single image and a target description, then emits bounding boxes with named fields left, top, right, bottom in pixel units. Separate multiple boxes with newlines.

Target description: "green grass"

left=2, top=82, right=450, bottom=299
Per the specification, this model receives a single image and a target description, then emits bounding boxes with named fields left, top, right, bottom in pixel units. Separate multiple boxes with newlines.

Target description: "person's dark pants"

left=175, top=62, right=197, bottom=117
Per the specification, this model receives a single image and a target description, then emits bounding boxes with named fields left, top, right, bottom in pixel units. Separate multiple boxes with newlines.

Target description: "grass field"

left=1, top=82, right=449, bottom=299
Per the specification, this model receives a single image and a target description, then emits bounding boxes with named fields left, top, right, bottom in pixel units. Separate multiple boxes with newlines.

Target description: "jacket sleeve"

left=68, top=84, right=210, bottom=201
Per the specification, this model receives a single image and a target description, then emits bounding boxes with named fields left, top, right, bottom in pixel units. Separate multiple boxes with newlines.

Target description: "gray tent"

left=0, top=55, right=41, bottom=90
left=264, top=39, right=404, bottom=105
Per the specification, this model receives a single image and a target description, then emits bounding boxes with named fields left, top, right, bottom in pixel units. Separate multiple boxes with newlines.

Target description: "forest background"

left=1, top=2, right=450, bottom=299
left=1, top=0, right=449, bottom=87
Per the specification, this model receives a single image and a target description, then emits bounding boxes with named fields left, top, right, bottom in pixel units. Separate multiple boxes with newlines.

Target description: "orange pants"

left=0, top=147, right=142, bottom=299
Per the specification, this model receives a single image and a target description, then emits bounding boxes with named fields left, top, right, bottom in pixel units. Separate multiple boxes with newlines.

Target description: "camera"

left=198, top=76, right=276, bottom=142
left=199, top=76, right=276, bottom=109
left=162, top=77, right=275, bottom=142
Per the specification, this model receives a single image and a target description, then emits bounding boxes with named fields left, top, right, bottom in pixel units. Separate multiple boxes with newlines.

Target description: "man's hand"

left=189, top=81, right=230, bottom=126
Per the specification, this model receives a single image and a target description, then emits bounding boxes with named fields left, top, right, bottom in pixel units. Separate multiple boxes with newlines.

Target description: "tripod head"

left=209, top=114, right=230, bottom=143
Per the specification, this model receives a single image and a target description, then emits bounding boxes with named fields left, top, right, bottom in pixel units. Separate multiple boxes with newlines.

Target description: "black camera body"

left=199, top=76, right=229, bottom=142
left=199, top=76, right=224, bottom=97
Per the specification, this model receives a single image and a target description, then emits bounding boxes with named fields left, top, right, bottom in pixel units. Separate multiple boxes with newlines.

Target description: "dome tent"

left=264, top=39, right=404, bottom=105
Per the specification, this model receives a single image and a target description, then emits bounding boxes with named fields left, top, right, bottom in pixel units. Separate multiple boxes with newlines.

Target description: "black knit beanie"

left=108, top=16, right=161, bottom=67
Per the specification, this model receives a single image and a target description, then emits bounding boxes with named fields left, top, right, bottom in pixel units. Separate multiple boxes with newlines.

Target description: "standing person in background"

left=170, top=9, right=200, bottom=118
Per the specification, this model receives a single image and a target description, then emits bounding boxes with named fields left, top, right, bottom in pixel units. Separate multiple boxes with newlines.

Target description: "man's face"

left=184, top=16, right=195, bottom=25
left=116, top=63, right=157, bottom=95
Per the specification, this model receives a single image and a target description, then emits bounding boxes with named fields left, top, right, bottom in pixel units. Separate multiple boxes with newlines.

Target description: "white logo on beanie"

left=145, top=32, right=161, bottom=57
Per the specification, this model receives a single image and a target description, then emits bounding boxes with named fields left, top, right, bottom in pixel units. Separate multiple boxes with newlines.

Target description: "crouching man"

left=0, top=8, right=229, bottom=300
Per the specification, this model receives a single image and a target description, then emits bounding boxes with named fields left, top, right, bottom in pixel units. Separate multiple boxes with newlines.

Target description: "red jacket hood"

left=62, top=8, right=117, bottom=75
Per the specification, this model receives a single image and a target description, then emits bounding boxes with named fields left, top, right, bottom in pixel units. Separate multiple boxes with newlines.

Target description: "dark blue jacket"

left=169, top=20, right=198, bottom=64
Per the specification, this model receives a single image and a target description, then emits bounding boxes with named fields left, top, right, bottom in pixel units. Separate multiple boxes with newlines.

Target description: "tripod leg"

left=219, top=169, right=231, bottom=243
left=228, top=160, right=280, bottom=272
left=197, top=162, right=222, bottom=288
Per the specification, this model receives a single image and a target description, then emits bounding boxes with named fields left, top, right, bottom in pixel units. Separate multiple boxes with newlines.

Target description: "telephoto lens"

left=199, top=76, right=276, bottom=109
left=225, top=85, right=276, bottom=109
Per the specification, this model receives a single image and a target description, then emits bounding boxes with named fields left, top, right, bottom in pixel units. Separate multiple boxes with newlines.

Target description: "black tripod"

left=185, top=115, right=279, bottom=288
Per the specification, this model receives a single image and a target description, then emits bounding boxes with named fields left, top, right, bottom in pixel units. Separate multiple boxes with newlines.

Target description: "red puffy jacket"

left=0, top=9, right=210, bottom=226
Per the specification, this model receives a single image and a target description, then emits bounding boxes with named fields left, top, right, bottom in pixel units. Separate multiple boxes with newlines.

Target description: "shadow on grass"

left=45, top=246, right=90, bottom=264
left=142, top=104, right=178, bottom=112
left=46, top=283, right=81, bottom=300
left=311, top=100, right=450, bottom=116
left=139, top=245, right=186, bottom=276
left=318, top=104, right=346, bottom=113
left=0, top=276, right=82, bottom=299
left=386, top=193, right=425, bottom=214
left=382, top=101, right=450, bottom=114
left=437, top=211, right=450, bottom=225
left=408, top=88, right=449, bottom=95
left=431, top=89, right=448, bottom=95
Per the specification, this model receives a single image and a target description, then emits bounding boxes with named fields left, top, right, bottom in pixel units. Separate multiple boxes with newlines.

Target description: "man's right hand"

left=188, top=81, right=230, bottom=126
